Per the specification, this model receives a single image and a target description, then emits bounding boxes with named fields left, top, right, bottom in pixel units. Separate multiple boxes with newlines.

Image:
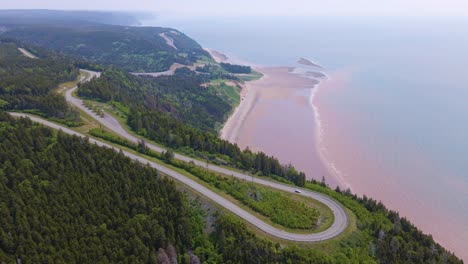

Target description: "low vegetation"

left=211, top=178, right=320, bottom=229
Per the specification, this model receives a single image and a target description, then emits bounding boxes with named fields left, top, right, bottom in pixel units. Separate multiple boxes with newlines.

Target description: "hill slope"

left=0, top=41, right=79, bottom=123
left=0, top=12, right=209, bottom=72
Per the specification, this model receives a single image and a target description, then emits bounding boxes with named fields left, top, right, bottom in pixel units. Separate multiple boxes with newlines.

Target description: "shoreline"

left=219, top=78, right=256, bottom=142
left=214, top=48, right=347, bottom=186
left=207, top=47, right=258, bottom=142
left=309, top=75, right=353, bottom=190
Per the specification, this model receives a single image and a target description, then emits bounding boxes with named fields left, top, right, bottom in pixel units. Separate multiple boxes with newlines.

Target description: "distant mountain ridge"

left=0, top=9, right=143, bottom=26
left=0, top=10, right=209, bottom=72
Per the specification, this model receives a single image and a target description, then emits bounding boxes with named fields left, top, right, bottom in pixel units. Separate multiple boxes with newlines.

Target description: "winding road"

left=10, top=69, right=349, bottom=242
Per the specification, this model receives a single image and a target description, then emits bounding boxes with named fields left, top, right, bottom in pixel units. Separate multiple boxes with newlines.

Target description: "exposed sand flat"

left=159, top=32, right=178, bottom=50
left=298, top=57, right=322, bottom=68
left=18, top=48, right=38, bottom=59
left=219, top=80, right=253, bottom=142
left=220, top=66, right=338, bottom=184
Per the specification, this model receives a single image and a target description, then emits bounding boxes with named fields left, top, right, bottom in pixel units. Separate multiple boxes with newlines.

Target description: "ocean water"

left=146, top=16, right=468, bottom=259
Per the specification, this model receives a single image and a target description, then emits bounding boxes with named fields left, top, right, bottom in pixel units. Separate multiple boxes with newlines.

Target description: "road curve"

left=62, top=69, right=348, bottom=241
left=10, top=112, right=348, bottom=242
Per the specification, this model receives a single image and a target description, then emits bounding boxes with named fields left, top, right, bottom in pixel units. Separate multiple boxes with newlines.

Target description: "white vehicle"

left=294, top=189, right=301, bottom=193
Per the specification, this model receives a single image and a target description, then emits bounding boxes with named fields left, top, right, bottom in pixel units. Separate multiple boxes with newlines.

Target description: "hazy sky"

left=2, top=0, right=468, bottom=17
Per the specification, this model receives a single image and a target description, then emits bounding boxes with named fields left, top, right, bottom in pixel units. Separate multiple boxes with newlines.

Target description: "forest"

left=0, top=114, right=462, bottom=263
left=0, top=113, right=224, bottom=263
left=78, top=68, right=232, bottom=131
left=220, top=62, right=252, bottom=74
left=0, top=12, right=464, bottom=262
left=77, top=67, right=307, bottom=185
left=86, top=125, right=464, bottom=263
left=127, top=109, right=307, bottom=186
left=0, top=41, right=80, bottom=124
left=0, top=18, right=209, bottom=72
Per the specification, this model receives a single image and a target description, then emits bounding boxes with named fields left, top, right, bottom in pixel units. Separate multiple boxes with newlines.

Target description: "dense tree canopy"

left=0, top=113, right=462, bottom=263
left=220, top=62, right=252, bottom=74
left=127, top=108, right=306, bottom=186
left=1, top=22, right=210, bottom=72
left=0, top=113, right=219, bottom=263
left=78, top=68, right=307, bottom=185
left=78, top=68, right=232, bottom=131
left=0, top=41, right=79, bottom=122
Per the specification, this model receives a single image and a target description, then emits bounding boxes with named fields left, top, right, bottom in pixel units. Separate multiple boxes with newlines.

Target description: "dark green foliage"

left=0, top=41, right=79, bottom=122
left=220, top=62, right=252, bottom=74
left=213, top=214, right=337, bottom=264
left=195, top=64, right=241, bottom=80
left=78, top=68, right=232, bottom=131
left=77, top=66, right=306, bottom=185
left=2, top=23, right=209, bottom=72
left=127, top=109, right=306, bottom=186
left=163, top=150, right=175, bottom=161
left=0, top=113, right=219, bottom=263
left=0, top=114, right=463, bottom=263
left=85, top=128, right=315, bottom=229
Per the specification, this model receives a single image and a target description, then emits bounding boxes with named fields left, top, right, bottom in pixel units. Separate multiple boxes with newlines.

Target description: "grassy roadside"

left=88, top=130, right=356, bottom=249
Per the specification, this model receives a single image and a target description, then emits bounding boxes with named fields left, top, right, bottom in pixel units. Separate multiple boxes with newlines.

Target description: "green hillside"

left=0, top=17, right=210, bottom=72
left=0, top=114, right=462, bottom=263
left=0, top=11, right=464, bottom=263
left=0, top=41, right=79, bottom=124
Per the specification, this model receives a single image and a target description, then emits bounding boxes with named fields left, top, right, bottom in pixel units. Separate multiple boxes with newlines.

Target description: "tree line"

left=220, top=62, right=252, bottom=74
left=127, top=109, right=306, bottom=186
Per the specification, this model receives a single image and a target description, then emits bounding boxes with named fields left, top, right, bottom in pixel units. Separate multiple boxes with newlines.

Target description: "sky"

left=1, top=0, right=468, bottom=17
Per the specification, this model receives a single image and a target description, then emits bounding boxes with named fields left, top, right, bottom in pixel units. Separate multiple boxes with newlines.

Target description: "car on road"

left=295, top=189, right=301, bottom=193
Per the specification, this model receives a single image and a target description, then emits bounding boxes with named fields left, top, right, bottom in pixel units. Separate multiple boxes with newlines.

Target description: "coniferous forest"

left=0, top=113, right=462, bottom=263
left=78, top=68, right=307, bottom=186
left=0, top=10, right=464, bottom=263
left=0, top=41, right=79, bottom=122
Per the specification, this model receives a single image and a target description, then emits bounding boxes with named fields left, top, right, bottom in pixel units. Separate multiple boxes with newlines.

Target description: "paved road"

left=10, top=112, right=348, bottom=242
left=28, top=69, right=349, bottom=241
